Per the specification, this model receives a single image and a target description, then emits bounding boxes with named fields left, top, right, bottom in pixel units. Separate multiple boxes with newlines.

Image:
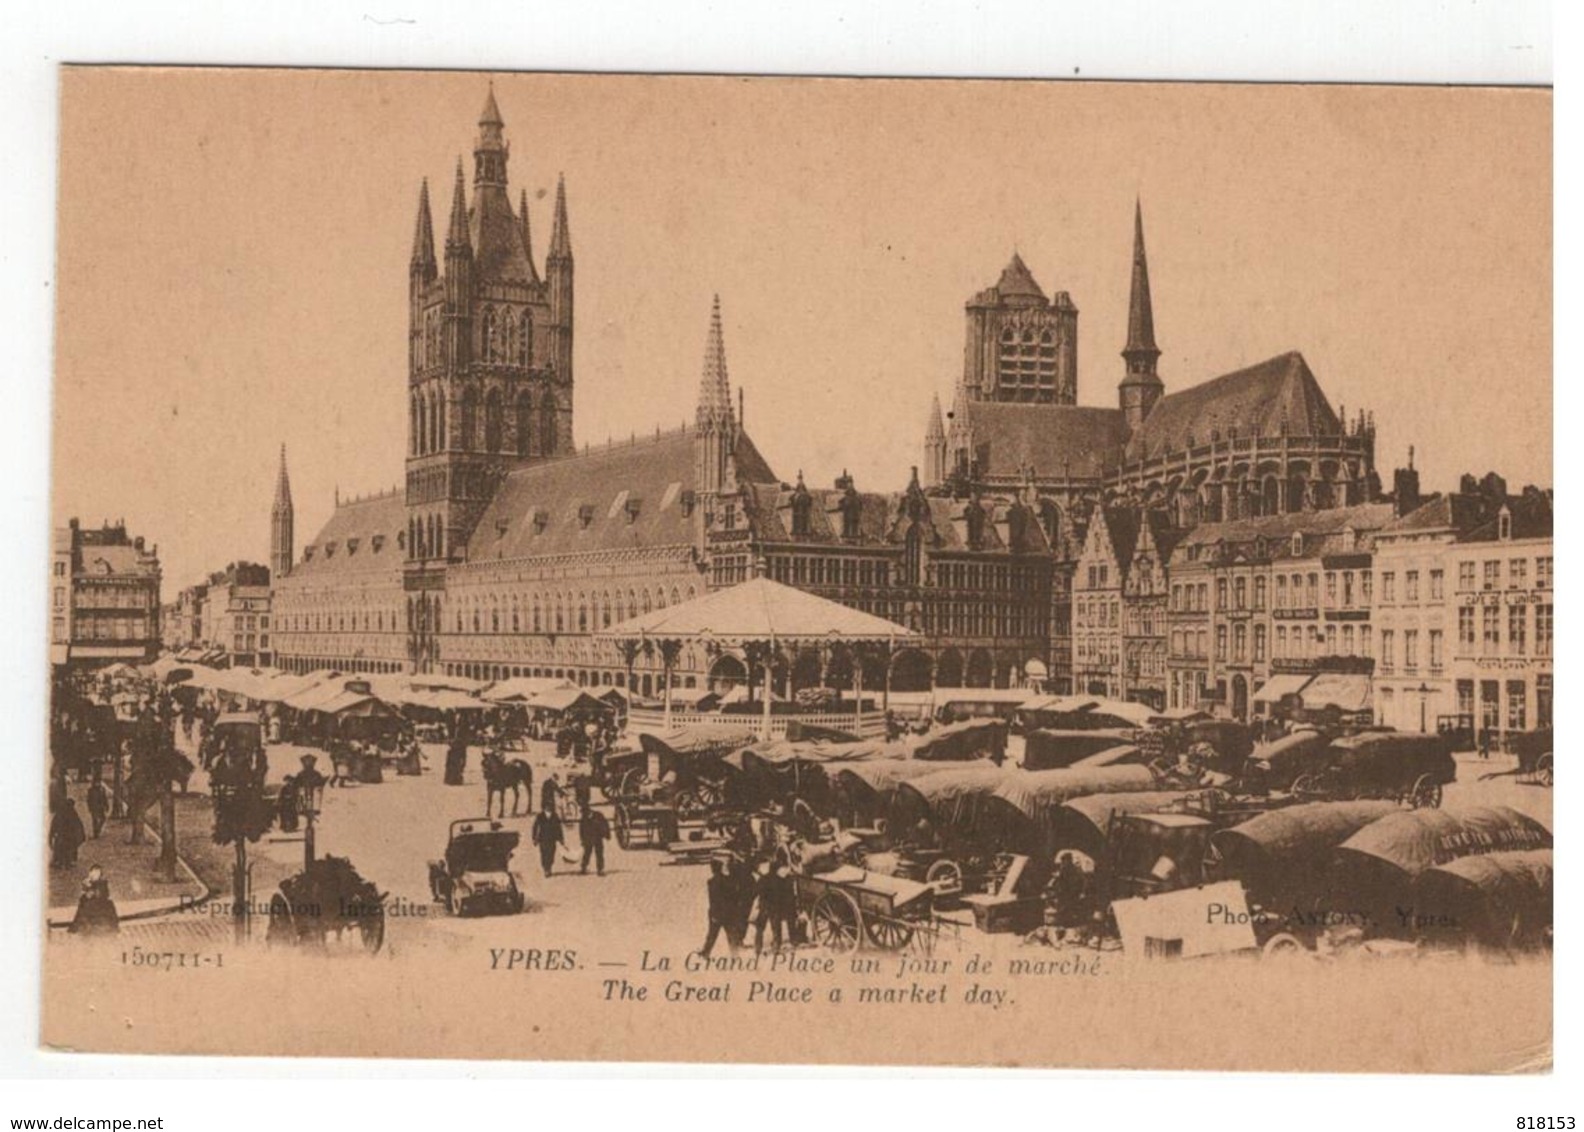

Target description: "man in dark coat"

left=86, top=775, right=110, bottom=839
left=50, top=799, right=87, bottom=869
left=444, top=735, right=467, bottom=785
left=752, top=860, right=797, bottom=955
left=578, top=807, right=611, bottom=876
left=699, top=857, right=742, bottom=958
left=531, top=808, right=565, bottom=878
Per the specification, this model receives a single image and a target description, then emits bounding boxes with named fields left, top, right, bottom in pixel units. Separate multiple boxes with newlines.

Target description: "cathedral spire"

left=926, top=392, right=946, bottom=441
left=474, top=83, right=508, bottom=187
left=1120, top=198, right=1164, bottom=433
left=445, top=158, right=471, bottom=255
left=410, top=178, right=436, bottom=278
left=923, top=392, right=947, bottom=488
left=1123, top=198, right=1160, bottom=365
left=548, top=174, right=572, bottom=261
left=696, top=295, right=734, bottom=429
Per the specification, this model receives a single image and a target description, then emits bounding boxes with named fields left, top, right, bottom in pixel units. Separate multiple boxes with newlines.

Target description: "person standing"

left=752, top=860, right=797, bottom=955
left=699, top=857, right=743, bottom=958
left=86, top=774, right=110, bottom=839
left=531, top=807, right=565, bottom=878
left=540, top=772, right=562, bottom=816
left=69, top=865, right=120, bottom=936
left=578, top=806, right=611, bottom=876
left=49, top=799, right=87, bottom=869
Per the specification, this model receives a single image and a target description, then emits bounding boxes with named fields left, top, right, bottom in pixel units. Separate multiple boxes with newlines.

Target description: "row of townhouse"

left=1066, top=470, right=1552, bottom=741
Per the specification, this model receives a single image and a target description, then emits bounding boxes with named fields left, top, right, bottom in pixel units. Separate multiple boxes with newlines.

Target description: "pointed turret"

left=694, top=295, right=738, bottom=503
left=270, top=444, right=295, bottom=580
left=549, top=174, right=572, bottom=261
left=696, top=295, right=735, bottom=429
left=923, top=393, right=947, bottom=488
left=546, top=172, right=574, bottom=386
left=1120, top=198, right=1165, bottom=433
left=410, top=178, right=437, bottom=279
left=445, top=158, right=472, bottom=255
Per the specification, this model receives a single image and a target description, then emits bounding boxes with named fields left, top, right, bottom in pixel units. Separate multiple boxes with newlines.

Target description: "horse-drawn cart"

left=1290, top=731, right=1455, bottom=808
left=798, top=865, right=938, bottom=952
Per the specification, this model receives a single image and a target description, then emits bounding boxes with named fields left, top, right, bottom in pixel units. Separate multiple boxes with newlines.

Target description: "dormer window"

left=840, top=491, right=862, bottom=540
left=371, top=535, right=385, bottom=553
left=578, top=504, right=595, bottom=529
left=1498, top=509, right=1512, bottom=540
left=396, top=531, right=406, bottom=552
left=496, top=519, right=509, bottom=538
left=532, top=509, right=549, bottom=534
left=680, top=490, right=697, bottom=517
left=1291, top=532, right=1304, bottom=557
left=625, top=496, right=643, bottom=523
left=303, top=546, right=316, bottom=562
left=324, top=542, right=337, bottom=558
left=790, top=491, right=813, bottom=538
left=346, top=538, right=359, bottom=556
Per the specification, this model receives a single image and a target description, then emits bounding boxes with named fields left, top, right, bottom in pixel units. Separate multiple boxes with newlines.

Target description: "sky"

left=52, top=70, right=1551, bottom=591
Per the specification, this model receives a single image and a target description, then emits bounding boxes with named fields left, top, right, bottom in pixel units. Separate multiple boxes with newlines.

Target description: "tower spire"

left=923, top=392, right=948, bottom=488
left=548, top=174, right=572, bottom=260
left=270, top=444, right=295, bottom=580
left=445, top=158, right=471, bottom=254
left=410, top=178, right=436, bottom=278
left=696, top=295, right=734, bottom=429
left=1119, top=198, right=1164, bottom=432
left=1123, top=198, right=1160, bottom=364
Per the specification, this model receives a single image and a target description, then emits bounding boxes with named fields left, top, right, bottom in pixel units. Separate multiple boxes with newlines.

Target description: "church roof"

left=963, top=402, right=1128, bottom=481
left=465, top=429, right=777, bottom=563
left=1125, top=351, right=1341, bottom=463
left=995, top=253, right=1046, bottom=301
left=1174, top=502, right=1395, bottom=559
left=290, top=491, right=408, bottom=579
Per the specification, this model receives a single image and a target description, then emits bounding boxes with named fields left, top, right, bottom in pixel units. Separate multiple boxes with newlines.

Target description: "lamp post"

left=295, top=753, right=328, bottom=870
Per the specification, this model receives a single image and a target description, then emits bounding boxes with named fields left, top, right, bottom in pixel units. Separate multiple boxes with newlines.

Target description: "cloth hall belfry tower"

left=405, top=84, right=574, bottom=581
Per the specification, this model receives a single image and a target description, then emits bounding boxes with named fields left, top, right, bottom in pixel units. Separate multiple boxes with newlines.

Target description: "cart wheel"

left=865, top=916, right=917, bottom=951
left=924, top=859, right=964, bottom=899
left=1290, top=773, right=1321, bottom=799
left=1409, top=774, right=1442, bottom=810
left=615, top=810, right=632, bottom=849
left=1537, top=754, right=1553, bottom=787
left=1261, top=932, right=1306, bottom=960
left=809, top=890, right=862, bottom=952
left=695, top=780, right=725, bottom=809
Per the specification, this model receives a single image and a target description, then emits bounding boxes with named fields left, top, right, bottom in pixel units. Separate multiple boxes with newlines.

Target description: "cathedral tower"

left=962, top=253, right=1078, bottom=405
left=404, top=86, right=574, bottom=572
left=270, top=444, right=294, bottom=579
left=1119, top=200, right=1165, bottom=433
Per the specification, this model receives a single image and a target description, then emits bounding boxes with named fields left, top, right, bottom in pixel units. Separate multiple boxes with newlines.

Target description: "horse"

left=482, top=750, right=533, bottom=817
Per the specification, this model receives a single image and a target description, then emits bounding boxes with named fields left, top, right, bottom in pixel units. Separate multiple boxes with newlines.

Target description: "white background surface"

left=0, top=0, right=1566, bottom=1122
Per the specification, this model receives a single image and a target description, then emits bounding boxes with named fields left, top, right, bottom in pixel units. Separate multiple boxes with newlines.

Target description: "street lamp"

left=1416, top=683, right=1432, bottom=734
left=295, top=753, right=328, bottom=869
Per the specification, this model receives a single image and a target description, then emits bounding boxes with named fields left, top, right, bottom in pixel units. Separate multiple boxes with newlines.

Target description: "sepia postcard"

left=42, top=68, right=1551, bottom=1070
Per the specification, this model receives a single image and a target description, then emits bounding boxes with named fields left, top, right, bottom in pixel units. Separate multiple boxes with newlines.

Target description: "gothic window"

left=502, top=312, right=516, bottom=364
left=996, top=324, right=1057, bottom=399
left=532, top=595, right=542, bottom=632
left=460, top=388, right=478, bottom=450
left=480, top=306, right=498, bottom=363
left=540, top=391, right=558, bottom=456
left=411, top=394, right=422, bottom=455
left=516, top=392, right=533, bottom=457
left=904, top=526, right=923, bottom=586
left=578, top=597, right=588, bottom=632
left=519, top=311, right=532, bottom=366
left=484, top=389, right=503, bottom=452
